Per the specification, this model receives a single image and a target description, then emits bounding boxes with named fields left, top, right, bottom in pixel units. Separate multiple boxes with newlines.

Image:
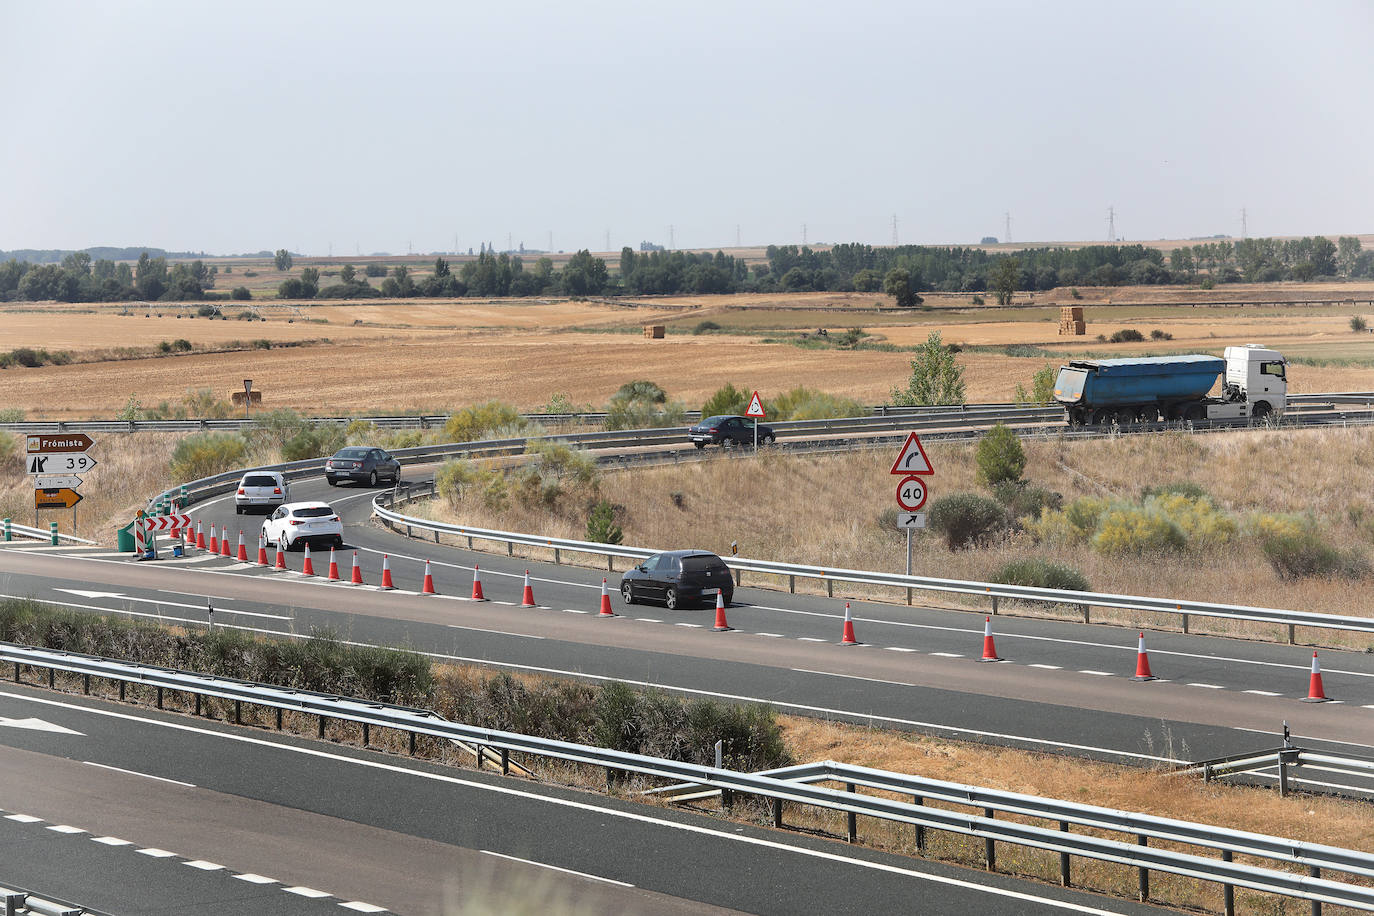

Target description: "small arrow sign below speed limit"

left=896, top=475, right=928, bottom=511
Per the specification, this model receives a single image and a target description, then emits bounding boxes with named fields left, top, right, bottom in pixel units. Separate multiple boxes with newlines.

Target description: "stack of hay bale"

left=1059, top=306, right=1085, bottom=336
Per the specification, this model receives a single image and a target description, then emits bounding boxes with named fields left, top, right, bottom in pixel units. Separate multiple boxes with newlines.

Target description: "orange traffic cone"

left=302, top=543, right=315, bottom=576
left=598, top=578, right=615, bottom=616
left=840, top=602, right=859, bottom=645
left=236, top=530, right=248, bottom=562
left=1131, top=632, right=1156, bottom=681
left=349, top=551, right=363, bottom=585
left=1302, top=652, right=1330, bottom=703
left=274, top=541, right=286, bottom=570
left=221, top=532, right=231, bottom=558
left=208, top=525, right=219, bottom=555
left=421, top=560, right=436, bottom=595
left=978, top=616, right=1002, bottom=662
left=380, top=555, right=395, bottom=589
left=256, top=531, right=268, bottom=566
left=195, top=521, right=206, bottom=550
left=471, top=565, right=486, bottom=600
left=326, top=547, right=340, bottom=580
left=521, top=570, right=536, bottom=607
left=712, top=592, right=732, bottom=631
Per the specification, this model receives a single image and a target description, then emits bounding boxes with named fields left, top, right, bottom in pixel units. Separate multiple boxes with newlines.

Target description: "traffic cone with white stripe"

left=274, top=540, right=286, bottom=570
left=195, top=520, right=205, bottom=550
left=471, top=565, right=486, bottom=600
left=1131, top=632, right=1156, bottom=681
left=598, top=578, right=615, bottom=616
left=712, top=592, right=732, bottom=631
left=256, top=531, right=268, bottom=566
left=380, top=554, right=395, bottom=589
left=978, top=616, right=1002, bottom=662
left=349, top=551, right=363, bottom=585
left=840, top=602, right=859, bottom=645
left=209, top=525, right=219, bottom=555
left=236, top=530, right=248, bottom=562
left=170, top=519, right=181, bottom=543
left=301, top=543, right=315, bottom=576
left=221, top=531, right=232, bottom=558
left=520, top=570, right=536, bottom=607
left=421, top=560, right=437, bottom=595
left=1302, top=652, right=1330, bottom=702
left=326, top=547, right=340, bottom=580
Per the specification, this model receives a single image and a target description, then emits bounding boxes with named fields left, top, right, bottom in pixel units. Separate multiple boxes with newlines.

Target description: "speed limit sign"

left=896, top=475, right=928, bottom=511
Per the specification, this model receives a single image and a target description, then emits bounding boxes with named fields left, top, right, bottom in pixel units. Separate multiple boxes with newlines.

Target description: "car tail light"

left=330, top=516, right=339, bottom=522
left=326, top=461, right=333, bottom=469
left=237, top=488, right=245, bottom=495
left=273, top=487, right=282, bottom=494
left=288, top=519, right=300, bottom=526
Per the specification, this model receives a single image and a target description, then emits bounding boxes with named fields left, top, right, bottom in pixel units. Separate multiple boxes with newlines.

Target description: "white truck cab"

left=1216, top=344, right=1287, bottom=420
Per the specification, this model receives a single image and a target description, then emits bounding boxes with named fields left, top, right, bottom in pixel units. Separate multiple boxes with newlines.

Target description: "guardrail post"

left=362, top=722, right=369, bottom=747
left=409, top=731, right=417, bottom=756
left=49, top=522, right=58, bottom=545
left=501, top=748, right=510, bottom=775
left=119, top=680, right=125, bottom=701
left=47, top=667, right=54, bottom=689
left=913, top=795, right=925, bottom=852
left=789, top=575, right=795, bottom=594
left=825, top=578, right=832, bottom=598
left=554, top=548, right=560, bottom=565
left=435, top=529, right=441, bottom=545
left=846, top=783, right=857, bottom=843
left=1279, top=750, right=1292, bottom=797
left=1221, top=850, right=1234, bottom=916
left=1181, top=612, right=1189, bottom=634
left=772, top=797, right=783, bottom=828
left=234, top=699, right=242, bottom=725
left=991, top=596, right=998, bottom=616
left=984, top=808, right=995, bottom=871
left=1287, top=623, right=1296, bottom=644
left=11, top=663, right=17, bottom=682
left=1137, top=835, right=1149, bottom=901
left=2, top=518, right=9, bottom=541
left=1306, top=865, right=1322, bottom=915
left=156, top=686, right=163, bottom=709
left=1059, top=821, right=1070, bottom=886
left=507, top=542, right=513, bottom=556
left=83, top=673, right=89, bottom=695
left=275, top=708, right=283, bottom=730
left=194, top=693, right=201, bottom=717
left=1080, top=604, right=1090, bottom=624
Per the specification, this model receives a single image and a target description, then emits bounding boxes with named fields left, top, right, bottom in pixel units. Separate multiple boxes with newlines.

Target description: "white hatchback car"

left=235, top=471, right=289, bottom=514
left=262, top=501, right=344, bottom=551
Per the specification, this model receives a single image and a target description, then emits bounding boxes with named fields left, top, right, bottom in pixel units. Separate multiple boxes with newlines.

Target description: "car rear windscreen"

left=243, top=475, right=279, bottom=486
left=335, top=448, right=368, bottom=458
left=682, top=556, right=727, bottom=574
left=293, top=507, right=334, bottom=518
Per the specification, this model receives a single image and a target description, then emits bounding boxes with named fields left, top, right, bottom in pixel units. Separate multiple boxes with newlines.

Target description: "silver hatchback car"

left=235, top=471, right=289, bottom=514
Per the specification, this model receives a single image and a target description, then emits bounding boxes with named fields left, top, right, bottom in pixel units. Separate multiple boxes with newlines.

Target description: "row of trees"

left=0, top=252, right=218, bottom=302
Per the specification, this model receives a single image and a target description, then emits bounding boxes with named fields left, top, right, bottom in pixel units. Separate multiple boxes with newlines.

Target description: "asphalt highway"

left=0, top=682, right=1176, bottom=915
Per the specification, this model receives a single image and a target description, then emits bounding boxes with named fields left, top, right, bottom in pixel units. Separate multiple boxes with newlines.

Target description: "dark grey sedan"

left=620, top=550, right=734, bottom=609
left=324, top=446, right=401, bottom=487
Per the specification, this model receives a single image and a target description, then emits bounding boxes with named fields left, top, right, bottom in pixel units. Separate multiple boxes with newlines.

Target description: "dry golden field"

left=3, top=283, right=1374, bottom=420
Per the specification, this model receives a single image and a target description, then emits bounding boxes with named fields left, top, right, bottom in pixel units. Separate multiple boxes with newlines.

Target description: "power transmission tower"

left=1241, top=208, right=1248, bottom=239
left=1107, top=206, right=1116, bottom=242
left=548, top=230, right=553, bottom=252
left=328, top=242, right=332, bottom=258
left=892, top=214, right=899, bottom=246
left=1004, top=212, right=1011, bottom=244
left=802, top=223, right=808, bottom=246
left=605, top=229, right=610, bottom=251
left=668, top=225, right=674, bottom=250
left=735, top=224, right=741, bottom=248
left=407, top=240, right=412, bottom=255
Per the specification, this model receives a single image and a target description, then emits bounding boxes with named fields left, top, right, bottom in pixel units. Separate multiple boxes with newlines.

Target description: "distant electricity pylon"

left=668, top=225, right=675, bottom=250
left=1241, top=208, right=1248, bottom=239
left=802, top=223, right=808, bottom=246
left=1004, top=212, right=1011, bottom=244
left=892, top=214, right=899, bottom=246
left=736, top=224, right=741, bottom=248
left=605, top=229, right=611, bottom=251
left=1107, top=206, right=1116, bottom=243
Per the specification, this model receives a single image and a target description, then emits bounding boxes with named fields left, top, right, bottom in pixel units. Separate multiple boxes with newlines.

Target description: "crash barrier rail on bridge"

left=370, top=488, right=1374, bottom=641
left=14, top=392, right=1374, bottom=434
left=1, top=643, right=1371, bottom=913
left=1177, top=747, right=1374, bottom=798
left=0, top=884, right=89, bottom=915
left=0, top=520, right=96, bottom=546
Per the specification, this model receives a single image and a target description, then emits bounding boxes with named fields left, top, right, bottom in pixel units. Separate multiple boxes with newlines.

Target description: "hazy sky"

left=3, top=0, right=1371, bottom=255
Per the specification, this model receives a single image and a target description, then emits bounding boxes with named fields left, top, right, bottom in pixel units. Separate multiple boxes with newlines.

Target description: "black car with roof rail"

left=619, top=549, right=734, bottom=609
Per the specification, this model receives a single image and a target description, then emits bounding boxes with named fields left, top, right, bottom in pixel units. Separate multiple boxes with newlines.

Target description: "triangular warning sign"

left=745, top=390, right=765, bottom=417
left=889, top=432, right=934, bottom=475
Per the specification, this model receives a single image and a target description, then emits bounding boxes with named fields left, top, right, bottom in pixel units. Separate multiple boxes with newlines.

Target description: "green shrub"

left=991, top=480, right=1061, bottom=519
left=701, top=382, right=747, bottom=418
left=252, top=338, right=272, bottom=349
left=11, top=347, right=41, bottom=367
left=927, top=493, right=1010, bottom=550
left=231, top=286, right=252, bottom=300
left=435, top=458, right=507, bottom=509
left=604, top=381, right=685, bottom=430
left=169, top=432, right=248, bottom=481
left=1141, top=481, right=1208, bottom=501
left=975, top=424, right=1026, bottom=486
left=971, top=295, right=985, bottom=305
left=158, top=340, right=172, bottom=353
left=1109, top=328, right=1145, bottom=343
left=183, top=388, right=232, bottom=419
left=196, top=304, right=216, bottom=317
left=0, top=408, right=25, bottom=422
left=1257, top=527, right=1368, bottom=580
left=443, top=401, right=529, bottom=442
left=1092, top=506, right=1186, bottom=555
left=281, top=426, right=345, bottom=462
left=586, top=500, right=623, bottom=544
left=693, top=320, right=721, bottom=335
left=769, top=386, right=869, bottom=421
left=1013, top=364, right=1057, bottom=406
left=1351, top=316, right=1368, bottom=333
left=990, top=558, right=1090, bottom=592
left=1150, top=329, right=1173, bottom=340
left=1148, top=493, right=1236, bottom=546
left=246, top=409, right=308, bottom=453
left=0, top=429, right=16, bottom=462
left=172, top=338, right=193, bottom=351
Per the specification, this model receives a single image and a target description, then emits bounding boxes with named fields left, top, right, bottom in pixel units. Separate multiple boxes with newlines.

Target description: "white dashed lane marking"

left=284, top=886, right=331, bottom=898
left=1079, top=670, right=1114, bottom=677
left=47, top=824, right=85, bottom=834
left=184, top=860, right=223, bottom=870
left=235, top=874, right=278, bottom=884
left=138, top=847, right=177, bottom=858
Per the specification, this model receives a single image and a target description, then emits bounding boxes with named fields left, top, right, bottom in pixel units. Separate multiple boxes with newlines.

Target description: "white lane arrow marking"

left=0, top=716, right=84, bottom=735
left=53, top=589, right=288, bottom=620
left=55, top=589, right=125, bottom=599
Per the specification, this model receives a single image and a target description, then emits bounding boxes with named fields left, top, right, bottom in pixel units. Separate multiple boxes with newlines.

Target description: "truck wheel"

left=1252, top=401, right=1272, bottom=420
left=1184, top=404, right=1206, bottom=422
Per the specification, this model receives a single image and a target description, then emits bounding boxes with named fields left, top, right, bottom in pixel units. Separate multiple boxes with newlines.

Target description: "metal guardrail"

left=371, top=489, right=1374, bottom=640
left=0, top=885, right=87, bottom=915
left=1177, top=746, right=1374, bottom=798
left=2, top=642, right=1371, bottom=912
left=1, top=522, right=95, bottom=546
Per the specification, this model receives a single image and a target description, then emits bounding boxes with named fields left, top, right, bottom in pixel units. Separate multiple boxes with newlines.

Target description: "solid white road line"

left=0, top=691, right=1136, bottom=915
left=791, top=669, right=917, bottom=689
left=84, top=760, right=196, bottom=787
left=445, top=625, right=544, bottom=640
left=482, top=850, right=635, bottom=887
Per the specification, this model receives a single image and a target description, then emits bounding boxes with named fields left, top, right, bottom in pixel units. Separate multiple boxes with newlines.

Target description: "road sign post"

left=243, top=379, right=253, bottom=420
left=890, top=433, right=935, bottom=603
left=25, top=434, right=93, bottom=533
left=745, top=390, right=766, bottom=451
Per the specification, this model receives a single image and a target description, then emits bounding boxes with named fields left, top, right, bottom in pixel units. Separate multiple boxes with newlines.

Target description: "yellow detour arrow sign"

left=35, top=488, right=82, bottom=509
